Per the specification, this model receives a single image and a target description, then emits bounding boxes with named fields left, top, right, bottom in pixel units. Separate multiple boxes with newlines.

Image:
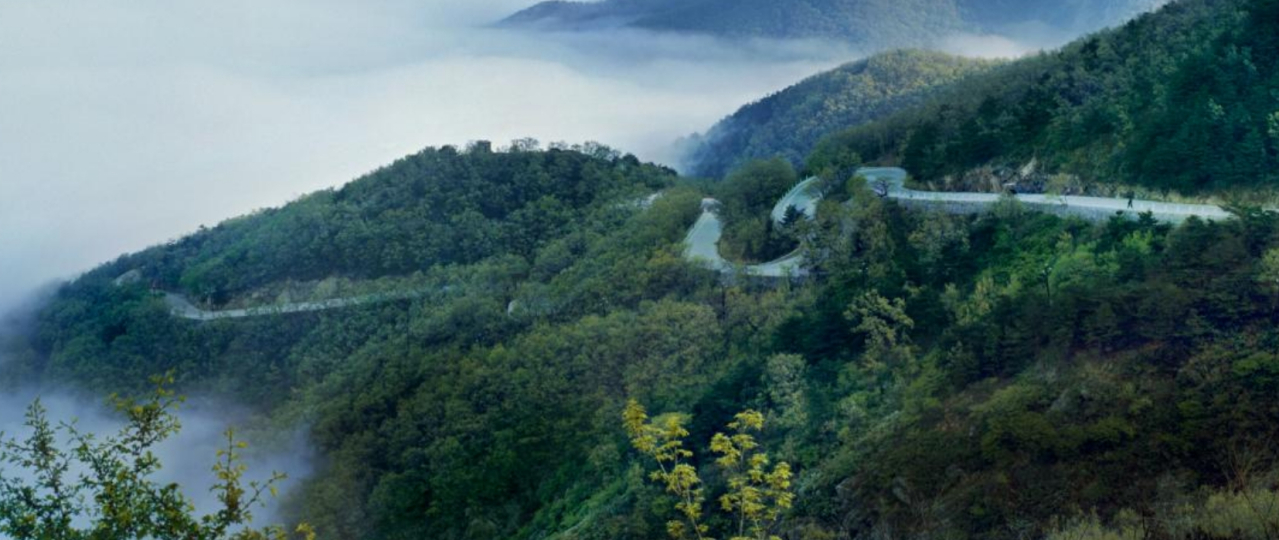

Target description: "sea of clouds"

left=0, top=0, right=1133, bottom=528
left=0, top=0, right=863, bottom=312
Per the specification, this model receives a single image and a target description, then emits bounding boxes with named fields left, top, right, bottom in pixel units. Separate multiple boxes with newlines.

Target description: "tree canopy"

left=811, top=0, right=1276, bottom=195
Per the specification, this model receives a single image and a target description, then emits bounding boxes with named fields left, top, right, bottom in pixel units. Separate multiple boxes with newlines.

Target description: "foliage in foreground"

left=624, top=400, right=793, bottom=540
left=0, top=375, right=312, bottom=540
left=15, top=139, right=1279, bottom=540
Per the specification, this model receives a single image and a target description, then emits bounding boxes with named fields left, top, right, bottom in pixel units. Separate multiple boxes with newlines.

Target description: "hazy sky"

left=0, top=0, right=875, bottom=312
left=0, top=0, right=1138, bottom=528
left=2, top=3, right=837, bottom=521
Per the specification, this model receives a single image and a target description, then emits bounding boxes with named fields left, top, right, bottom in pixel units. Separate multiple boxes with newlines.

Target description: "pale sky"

left=0, top=0, right=852, bottom=311
left=0, top=0, right=1122, bottom=312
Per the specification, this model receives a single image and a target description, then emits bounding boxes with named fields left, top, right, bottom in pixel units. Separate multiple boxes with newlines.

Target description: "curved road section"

left=770, top=176, right=823, bottom=224
left=862, top=167, right=1232, bottom=222
left=683, top=199, right=807, bottom=277
left=160, top=167, right=1233, bottom=318
left=683, top=167, right=1231, bottom=278
left=683, top=174, right=822, bottom=278
left=163, top=289, right=437, bottom=321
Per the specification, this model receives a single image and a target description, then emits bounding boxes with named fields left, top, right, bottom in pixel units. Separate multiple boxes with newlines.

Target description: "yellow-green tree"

left=711, top=410, right=794, bottom=540
left=623, top=400, right=708, bottom=540
left=623, top=400, right=794, bottom=540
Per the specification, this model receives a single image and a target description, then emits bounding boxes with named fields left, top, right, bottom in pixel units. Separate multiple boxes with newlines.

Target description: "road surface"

left=682, top=198, right=808, bottom=277
left=861, top=167, right=1231, bottom=222
left=682, top=167, right=1232, bottom=277
left=159, top=166, right=1234, bottom=316
left=163, top=289, right=437, bottom=321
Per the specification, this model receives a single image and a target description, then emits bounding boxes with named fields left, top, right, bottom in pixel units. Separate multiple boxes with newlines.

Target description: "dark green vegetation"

left=714, top=158, right=801, bottom=262
left=158, top=141, right=672, bottom=307
left=13, top=143, right=680, bottom=398
left=8, top=0, right=1279, bottom=539
left=12, top=148, right=1279, bottom=539
left=503, top=0, right=1160, bottom=48
left=681, top=50, right=996, bottom=179
left=811, top=0, right=1279, bottom=194
left=959, top=0, right=1165, bottom=33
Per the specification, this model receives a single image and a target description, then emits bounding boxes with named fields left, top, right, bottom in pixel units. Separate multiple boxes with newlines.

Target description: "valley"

left=4, top=0, right=1279, bottom=539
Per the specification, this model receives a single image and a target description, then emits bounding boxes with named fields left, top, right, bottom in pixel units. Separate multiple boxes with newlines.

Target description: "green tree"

left=716, top=159, right=798, bottom=262
left=0, top=375, right=312, bottom=540
left=780, top=205, right=806, bottom=229
left=847, top=291, right=916, bottom=374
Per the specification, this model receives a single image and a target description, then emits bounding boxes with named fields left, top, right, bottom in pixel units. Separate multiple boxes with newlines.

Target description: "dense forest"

left=810, top=0, right=1279, bottom=194
left=680, top=50, right=996, bottom=179
left=7, top=143, right=681, bottom=395
left=109, top=142, right=672, bottom=307
left=503, top=0, right=1162, bottom=48
left=12, top=139, right=1279, bottom=539
left=957, top=0, right=1167, bottom=33
left=6, top=0, right=1279, bottom=539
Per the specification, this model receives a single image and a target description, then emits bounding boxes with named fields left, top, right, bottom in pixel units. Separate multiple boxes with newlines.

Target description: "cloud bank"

left=0, top=0, right=1164, bottom=528
left=0, top=2, right=862, bottom=524
left=0, top=0, right=861, bottom=313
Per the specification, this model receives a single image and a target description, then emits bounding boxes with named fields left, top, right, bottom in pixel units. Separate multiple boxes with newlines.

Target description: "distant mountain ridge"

left=679, top=50, right=998, bottom=178
left=503, top=0, right=1169, bottom=49
left=16, top=2, right=1279, bottom=540
left=960, top=0, right=1168, bottom=31
left=807, top=0, right=1275, bottom=194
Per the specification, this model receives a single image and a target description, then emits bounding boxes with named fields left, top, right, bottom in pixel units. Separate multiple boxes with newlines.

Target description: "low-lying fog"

left=0, top=388, right=313, bottom=532
left=0, top=0, right=850, bottom=313
left=0, top=0, right=1090, bottom=525
left=0, top=0, right=1072, bottom=314
left=0, top=1, right=861, bottom=524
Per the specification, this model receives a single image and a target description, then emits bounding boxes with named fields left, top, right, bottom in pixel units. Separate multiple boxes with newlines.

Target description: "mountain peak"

left=503, top=0, right=1169, bottom=51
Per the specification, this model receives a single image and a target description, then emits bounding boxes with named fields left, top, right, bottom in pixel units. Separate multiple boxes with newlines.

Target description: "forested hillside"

left=810, top=0, right=1279, bottom=194
left=503, top=0, right=1162, bottom=49
left=959, top=0, right=1166, bottom=33
left=114, top=142, right=672, bottom=306
left=13, top=139, right=1279, bottom=539
left=15, top=143, right=680, bottom=393
left=681, top=50, right=996, bottom=179
left=8, top=0, right=1279, bottom=539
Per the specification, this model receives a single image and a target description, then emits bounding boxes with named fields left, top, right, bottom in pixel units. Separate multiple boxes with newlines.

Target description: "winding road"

left=863, top=167, right=1231, bottom=222
left=158, top=166, right=1232, bottom=318
left=682, top=175, right=821, bottom=277
left=681, top=167, right=1232, bottom=278
left=162, top=288, right=440, bottom=321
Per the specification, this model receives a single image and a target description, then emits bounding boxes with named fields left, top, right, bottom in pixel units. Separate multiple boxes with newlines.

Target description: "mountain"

left=680, top=50, right=998, bottom=179
left=18, top=143, right=680, bottom=393
left=503, top=0, right=961, bottom=48
left=960, top=0, right=1168, bottom=33
left=809, top=0, right=1277, bottom=194
left=503, top=0, right=1168, bottom=50
left=9, top=1, right=1279, bottom=539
